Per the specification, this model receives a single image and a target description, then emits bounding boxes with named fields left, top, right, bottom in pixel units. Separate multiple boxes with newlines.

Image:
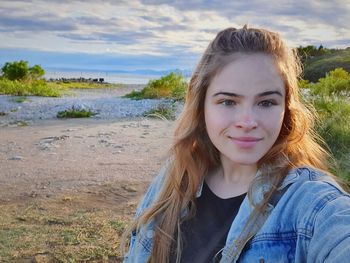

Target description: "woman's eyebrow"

left=258, top=90, right=283, bottom=97
left=213, top=92, right=242, bottom=97
left=212, top=90, right=283, bottom=97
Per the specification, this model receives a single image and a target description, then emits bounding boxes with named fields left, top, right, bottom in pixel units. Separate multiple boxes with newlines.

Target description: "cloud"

left=0, top=47, right=199, bottom=72
left=0, top=0, right=349, bottom=71
left=140, top=0, right=350, bottom=27
left=0, top=14, right=77, bottom=32
left=59, top=30, right=158, bottom=45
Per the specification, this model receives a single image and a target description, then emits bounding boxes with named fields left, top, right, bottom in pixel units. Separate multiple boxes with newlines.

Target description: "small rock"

left=121, top=185, right=137, bottom=193
left=8, top=155, right=23, bottom=160
left=62, top=128, right=77, bottom=132
left=30, top=191, right=38, bottom=197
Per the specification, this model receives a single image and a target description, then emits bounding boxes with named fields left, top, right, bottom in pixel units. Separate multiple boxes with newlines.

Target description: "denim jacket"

left=124, top=167, right=350, bottom=263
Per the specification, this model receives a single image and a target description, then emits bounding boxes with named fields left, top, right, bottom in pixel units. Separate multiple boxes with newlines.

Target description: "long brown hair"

left=123, top=25, right=334, bottom=262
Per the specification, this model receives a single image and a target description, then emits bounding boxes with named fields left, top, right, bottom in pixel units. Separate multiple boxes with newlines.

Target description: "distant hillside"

left=302, top=48, right=350, bottom=82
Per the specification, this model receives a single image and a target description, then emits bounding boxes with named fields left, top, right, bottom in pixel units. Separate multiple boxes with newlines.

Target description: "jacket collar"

left=195, top=168, right=304, bottom=199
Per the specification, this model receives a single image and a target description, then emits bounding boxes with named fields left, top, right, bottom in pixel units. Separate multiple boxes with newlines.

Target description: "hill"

left=303, top=48, right=350, bottom=82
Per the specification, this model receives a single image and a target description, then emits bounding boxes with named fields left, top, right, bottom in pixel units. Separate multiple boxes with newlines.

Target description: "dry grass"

left=0, top=192, right=138, bottom=262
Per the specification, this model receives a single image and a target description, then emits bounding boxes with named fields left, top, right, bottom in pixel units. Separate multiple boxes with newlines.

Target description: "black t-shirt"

left=170, top=181, right=246, bottom=263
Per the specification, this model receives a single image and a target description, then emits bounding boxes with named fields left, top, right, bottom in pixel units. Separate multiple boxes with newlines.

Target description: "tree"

left=1, top=60, right=29, bottom=80
left=29, top=64, right=45, bottom=80
left=1, top=60, right=45, bottom=81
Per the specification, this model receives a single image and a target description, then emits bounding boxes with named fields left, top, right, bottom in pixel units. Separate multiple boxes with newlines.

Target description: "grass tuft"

left=57, top=107, right=97, bottom=119
left=143, top=103, right=177, bottom=120
left=10, top=96, right=30, bottom=103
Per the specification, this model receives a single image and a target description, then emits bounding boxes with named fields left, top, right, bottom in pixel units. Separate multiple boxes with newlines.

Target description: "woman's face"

left=204, top=53, right=285, bottom=167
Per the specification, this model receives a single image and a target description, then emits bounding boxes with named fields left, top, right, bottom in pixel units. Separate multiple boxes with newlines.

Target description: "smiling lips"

left=229, top=136, right=263, bottom=149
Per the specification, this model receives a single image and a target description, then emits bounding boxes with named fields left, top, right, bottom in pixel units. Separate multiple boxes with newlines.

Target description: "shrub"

left=0, top=78, right=61, bottom=97
left=301, top=68, right=350, bottom=183
left=1, top=60, right=29, bottom=81
left=312, top=96, right=350, bottom=182
left=28, top=64, right=45, bottom=80
left=1, top=60, right=45, bottom=81
left=124, top=72, right=187, bottom=100
left=310, top=68, right=350, bottom=96
left=57, top=107, right=96, bottom=118
left=10, top=97, right=30, bottom=103
left=143, top=103, right=177, bottom=120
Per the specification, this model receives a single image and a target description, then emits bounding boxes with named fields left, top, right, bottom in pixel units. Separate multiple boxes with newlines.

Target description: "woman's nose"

left=234, top=111, right=258, bottom=130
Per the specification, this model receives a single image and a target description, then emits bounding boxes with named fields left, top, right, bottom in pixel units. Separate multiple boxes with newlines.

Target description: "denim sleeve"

left=123, top=165, right=168, bottom=263
left=307, top=191, right=350, bottom=262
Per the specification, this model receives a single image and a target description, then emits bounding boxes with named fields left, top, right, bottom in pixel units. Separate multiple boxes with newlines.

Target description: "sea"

left=44, top=70, right=164, bottom=84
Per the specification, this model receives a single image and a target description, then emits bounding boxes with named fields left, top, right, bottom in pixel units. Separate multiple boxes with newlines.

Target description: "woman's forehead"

left=208, top=53, right=285, bottom=95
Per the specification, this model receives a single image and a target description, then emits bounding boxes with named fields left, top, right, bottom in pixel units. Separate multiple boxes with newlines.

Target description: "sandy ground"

left=0, top=117, right=174, bottom=204
left=0, top=85, right=174, bottom=206
left=0, top=87, right=176, bottom=261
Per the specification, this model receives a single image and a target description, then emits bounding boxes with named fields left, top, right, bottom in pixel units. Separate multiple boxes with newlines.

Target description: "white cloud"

left=0, top=0, right=349, bottom=60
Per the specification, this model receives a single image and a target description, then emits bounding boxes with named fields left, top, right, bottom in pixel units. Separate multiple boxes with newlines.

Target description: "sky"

left=0, top=0, right=349, bottom=73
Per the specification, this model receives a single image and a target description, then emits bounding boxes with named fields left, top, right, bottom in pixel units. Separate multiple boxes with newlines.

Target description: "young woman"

left=122, top=26, right=350, bottom=263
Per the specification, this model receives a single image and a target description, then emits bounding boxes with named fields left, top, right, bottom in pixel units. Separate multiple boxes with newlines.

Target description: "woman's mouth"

left=229, top=136, right=263, bottom=149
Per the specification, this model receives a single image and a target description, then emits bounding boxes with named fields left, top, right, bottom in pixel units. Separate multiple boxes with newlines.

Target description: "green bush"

left=124, top=72, right=187, bottom=100
left=0, top=78, right=61, bottom=97
left=143, top=103, right=177, bottom=120
left=10, top=96, right=30, bottom=103
left=1, top=60, right=29, bottom=80
left=302, top=68, right=350, bottom=183
left=312, top=97, right=350, bottom=182
left=57, top=107, right=96, bottom=118
left=1, top=60, right=45, bottom=81
left=309, top=68, right=350, bottom=96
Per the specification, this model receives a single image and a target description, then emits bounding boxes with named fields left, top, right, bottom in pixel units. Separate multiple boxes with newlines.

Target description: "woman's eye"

left=220, top=99, right=235, bottom=106
left=258, top=100, right=276, bottom=107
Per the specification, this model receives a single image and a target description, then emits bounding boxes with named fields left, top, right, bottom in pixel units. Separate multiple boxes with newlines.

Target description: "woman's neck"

left=205, top=155, right=257, bottom=199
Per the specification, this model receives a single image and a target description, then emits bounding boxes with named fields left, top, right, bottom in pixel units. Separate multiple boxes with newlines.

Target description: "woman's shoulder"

left=134, top=163, right=169, bottom=217
left=281, top=166, right=348, bottom=196
left=279, top=167, right=350, bottom=222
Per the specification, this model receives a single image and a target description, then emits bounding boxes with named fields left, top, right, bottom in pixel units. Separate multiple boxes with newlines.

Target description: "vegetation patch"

left=302, top=67, right=350, bottom=183
left=297, top=46, right=350, bottom=82
left=0, top=198, right=130, bottom=262
left=11, top=120, right=29, bottom=127
left=10, top=96, right=30, bottom=103
left=0, top=78, right=62, bottom=97
left=143, top=103, right=177, bottom=120
left=47, top=81, right=124, bottom=90
left=124, top=72, right=187, bottom=101
left=57, top=107, right=97, bottom=119
left=0, top=60, right=63, bottom=97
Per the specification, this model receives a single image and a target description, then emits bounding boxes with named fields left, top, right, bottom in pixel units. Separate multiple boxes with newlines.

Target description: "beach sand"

left=0, top=117, right=174, bottom=203
left=0, top=85, right=177, bottom=261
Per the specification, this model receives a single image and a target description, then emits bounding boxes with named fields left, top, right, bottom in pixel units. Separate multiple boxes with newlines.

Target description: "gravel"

left=0, top=87, right=183, bottom=126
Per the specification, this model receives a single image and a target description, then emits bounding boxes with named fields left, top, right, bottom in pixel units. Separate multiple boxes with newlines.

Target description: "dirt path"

left=0, top=117, right=174, bottom=205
